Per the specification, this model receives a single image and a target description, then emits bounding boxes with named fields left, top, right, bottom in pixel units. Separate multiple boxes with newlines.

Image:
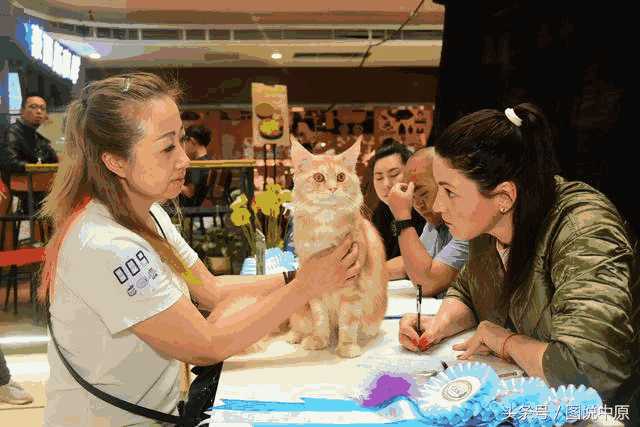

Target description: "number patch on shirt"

left=112, top=250, right=156, bottom=297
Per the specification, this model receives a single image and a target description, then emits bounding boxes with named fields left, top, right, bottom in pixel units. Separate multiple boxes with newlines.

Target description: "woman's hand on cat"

left=296, top=235, right=360, bottom=300
left=399, top=314, right=442, bottom=352
left=387, top=182, right=414, bottom=220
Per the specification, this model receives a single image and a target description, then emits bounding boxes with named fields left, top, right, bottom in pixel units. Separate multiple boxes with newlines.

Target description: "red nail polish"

left=418, top=337, right=430, bottom=348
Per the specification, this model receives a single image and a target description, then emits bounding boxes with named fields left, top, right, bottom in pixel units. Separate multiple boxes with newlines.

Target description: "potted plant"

left=193, top=227, right=245, bottom=275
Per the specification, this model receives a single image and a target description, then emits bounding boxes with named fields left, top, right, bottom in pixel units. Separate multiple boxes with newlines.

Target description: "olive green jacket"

left=446, top=177, right=639, bottom=402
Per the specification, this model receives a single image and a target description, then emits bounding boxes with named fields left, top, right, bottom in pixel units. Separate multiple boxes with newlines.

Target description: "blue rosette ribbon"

left=491, top=377, right=553, bottom=426
left=544, top=384, right=603, bottom=426
left=240, top=248, right=299, bottom=275
left=412, top=362, right=500, bottom=426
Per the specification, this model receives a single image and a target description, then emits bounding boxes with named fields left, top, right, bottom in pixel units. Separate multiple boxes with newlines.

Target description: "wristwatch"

left=391, top=219, right=414, bottom=237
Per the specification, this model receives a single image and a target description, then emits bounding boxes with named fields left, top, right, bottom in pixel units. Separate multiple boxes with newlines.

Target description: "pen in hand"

left=416, top=285, right=422, bottom=335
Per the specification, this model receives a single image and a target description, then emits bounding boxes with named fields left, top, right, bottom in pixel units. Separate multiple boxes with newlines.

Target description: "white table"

left=203, top=280, right=524, bottom=425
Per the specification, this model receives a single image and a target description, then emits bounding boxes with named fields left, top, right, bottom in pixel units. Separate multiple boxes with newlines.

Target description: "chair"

left=0, top=172, right=52, bottom=316
left=2, top=173, right=54, bottom=247
left=0, top=245, right=45, bottom=315
left=180, top=169, right=234, bottom=245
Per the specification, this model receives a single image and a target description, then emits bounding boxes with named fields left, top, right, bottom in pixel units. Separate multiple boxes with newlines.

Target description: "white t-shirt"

left=44, top=201, right=199, bottom=426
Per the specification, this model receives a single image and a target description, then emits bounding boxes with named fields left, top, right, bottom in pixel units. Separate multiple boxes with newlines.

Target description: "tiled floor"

left=1, top=281, right=49, bottom=426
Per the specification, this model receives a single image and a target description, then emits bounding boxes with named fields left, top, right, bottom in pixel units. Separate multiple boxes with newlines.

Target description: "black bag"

left=48, top=315, right=223, bottom=426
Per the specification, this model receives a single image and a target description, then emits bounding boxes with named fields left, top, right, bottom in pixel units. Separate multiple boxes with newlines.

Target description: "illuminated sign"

left=28, top=24, right=80, bottom=84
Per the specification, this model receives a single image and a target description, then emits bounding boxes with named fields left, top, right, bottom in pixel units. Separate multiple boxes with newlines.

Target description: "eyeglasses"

left=26, top=104, right=47, bottom=112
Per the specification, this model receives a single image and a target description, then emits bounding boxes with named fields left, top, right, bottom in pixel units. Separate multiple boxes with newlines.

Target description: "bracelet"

left=500, top=332, right=518, bottom=361
left=282, top=270, right=296, bottom=285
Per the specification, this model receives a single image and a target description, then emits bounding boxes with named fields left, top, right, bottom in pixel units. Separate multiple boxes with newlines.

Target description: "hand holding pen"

left=416, top=285, right=423, bottom=335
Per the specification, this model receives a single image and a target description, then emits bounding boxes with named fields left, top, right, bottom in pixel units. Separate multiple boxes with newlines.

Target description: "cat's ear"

left=338, top=135, right=362, bottom=170
left=290, top=134, right=313, bottom=172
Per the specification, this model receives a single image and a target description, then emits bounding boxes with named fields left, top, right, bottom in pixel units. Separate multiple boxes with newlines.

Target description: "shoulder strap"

left=47, top=302, right=181, bottom=424
left=149, top=209, right=168, bottom=240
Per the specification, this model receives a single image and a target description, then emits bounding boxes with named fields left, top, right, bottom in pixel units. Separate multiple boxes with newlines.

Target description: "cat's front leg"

left=301, top=299, right=330, bottom=350
left=336, top=301, right=363, bottom=358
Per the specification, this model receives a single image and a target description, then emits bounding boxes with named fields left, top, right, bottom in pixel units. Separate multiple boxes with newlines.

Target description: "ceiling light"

left=271, top=51, right=283, bottom=60
left=89, top=52, right=101, bottom=59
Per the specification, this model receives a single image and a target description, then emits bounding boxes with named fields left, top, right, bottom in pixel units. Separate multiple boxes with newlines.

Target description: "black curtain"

left=432, top=1, right=636, bottom=236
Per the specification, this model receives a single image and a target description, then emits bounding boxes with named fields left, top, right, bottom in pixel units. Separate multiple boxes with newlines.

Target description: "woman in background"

left=369, top=140, right=426, bottom=279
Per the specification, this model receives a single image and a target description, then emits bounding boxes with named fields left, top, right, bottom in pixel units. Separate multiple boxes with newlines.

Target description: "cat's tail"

left=358, top=217, right=389, bottom=329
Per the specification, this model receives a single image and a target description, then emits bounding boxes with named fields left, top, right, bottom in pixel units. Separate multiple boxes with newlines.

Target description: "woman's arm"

left=132, top=280, right=309, bottom=365
left=186, top=260, right=285, bottom=311
left=133, top=236, right=360, bottom=365
left=454, top=320, right=548, bottom=380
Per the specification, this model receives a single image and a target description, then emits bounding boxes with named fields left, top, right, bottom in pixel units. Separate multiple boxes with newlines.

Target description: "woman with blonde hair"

left=41, top=73, right=360, bottom=426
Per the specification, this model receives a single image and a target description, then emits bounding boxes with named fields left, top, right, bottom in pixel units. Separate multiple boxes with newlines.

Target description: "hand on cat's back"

left=295, top=234, right=361, bottom=300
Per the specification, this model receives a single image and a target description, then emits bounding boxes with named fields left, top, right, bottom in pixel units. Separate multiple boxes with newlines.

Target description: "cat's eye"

left=336, top=172, right=346, bottom=182
left=313, top=173, right=325, bottom=183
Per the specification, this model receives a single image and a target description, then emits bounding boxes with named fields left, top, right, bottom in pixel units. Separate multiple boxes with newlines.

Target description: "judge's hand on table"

left=399, top=313, right=443, bottom=352
left=295, top=234, right=361, bottom=300
left=452, top=320, right=512, bottom=360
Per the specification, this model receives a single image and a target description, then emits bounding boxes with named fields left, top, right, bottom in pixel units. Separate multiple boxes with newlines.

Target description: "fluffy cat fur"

left=288, top=136, right=388, bottom=358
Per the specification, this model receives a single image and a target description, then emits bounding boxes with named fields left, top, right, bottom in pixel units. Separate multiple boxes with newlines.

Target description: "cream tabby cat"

left=288, top=136, right=388, bottom=358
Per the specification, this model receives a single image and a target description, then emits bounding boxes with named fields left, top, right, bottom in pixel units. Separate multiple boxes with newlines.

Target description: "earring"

left=500, top=207, right=507, bottom=214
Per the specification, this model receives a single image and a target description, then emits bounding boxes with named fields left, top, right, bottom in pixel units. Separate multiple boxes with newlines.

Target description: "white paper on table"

left=385, top=295, right=442, bottom=318
left=387, top=279, right=415, bottom=294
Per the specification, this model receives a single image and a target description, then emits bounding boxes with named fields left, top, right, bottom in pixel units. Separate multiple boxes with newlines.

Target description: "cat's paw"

left=287, top=331, right=304, bottom=344
left=302, top=335, right=328, bottom=350
left=336, top=343, right=363, bottom=358
left=360, top=324, right=381, bottom=338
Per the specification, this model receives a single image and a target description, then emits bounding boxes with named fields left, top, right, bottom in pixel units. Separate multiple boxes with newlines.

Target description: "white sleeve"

left=60, top=234, right=185, bottom=335
left=150, top=204, right=199, bottom=268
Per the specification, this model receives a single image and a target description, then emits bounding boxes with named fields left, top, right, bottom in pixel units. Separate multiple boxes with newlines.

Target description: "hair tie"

left=504, top=108, right=522, bottom=127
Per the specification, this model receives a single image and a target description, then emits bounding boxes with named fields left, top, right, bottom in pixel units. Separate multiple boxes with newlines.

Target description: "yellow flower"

left=255, top=190, right=280, bottom=217
left=266, top=183, right=282, bottom=195
left=230, top=207, right=252, bottom=226
left=231, top=194, right=248, bottom=210
left=278, top=189, right=292, bottom=204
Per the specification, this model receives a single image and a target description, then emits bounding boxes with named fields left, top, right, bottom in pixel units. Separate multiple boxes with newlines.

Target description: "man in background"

left=180, top=124, right=212, bottom=208
left=386, top=147, right=469, bottom=297
left=0, top=93, right=58, bottom=212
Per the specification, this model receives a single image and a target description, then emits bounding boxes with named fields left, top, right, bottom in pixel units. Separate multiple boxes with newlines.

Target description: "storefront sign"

left=26, top=24, right=80, bottom=84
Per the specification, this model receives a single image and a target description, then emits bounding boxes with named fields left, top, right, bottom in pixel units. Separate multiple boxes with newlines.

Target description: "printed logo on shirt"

left=135, top=275, right=150, bottom=290
left=112, top=249, right=153, bottom=296
left=146, top=267, right=158, bottom=281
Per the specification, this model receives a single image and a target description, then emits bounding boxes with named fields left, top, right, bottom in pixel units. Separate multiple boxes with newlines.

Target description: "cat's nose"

left=329, top=187, right=337, bottom=193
